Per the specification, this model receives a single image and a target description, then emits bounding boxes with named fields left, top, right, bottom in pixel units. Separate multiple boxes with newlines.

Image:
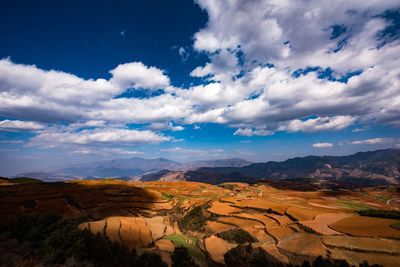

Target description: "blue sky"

left=0, top=0, right=399, bottom=175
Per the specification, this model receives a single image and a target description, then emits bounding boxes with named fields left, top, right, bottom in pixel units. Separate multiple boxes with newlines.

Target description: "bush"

left=216, top=228, right=257, bottom=244
left=179, top=205, right=217, bottom=232
left=223, top=245, right=382, bottom=267
left=224, top=244, right=284, bottom=267
left=357, top=209, right=400, bottom=219
left=171, top=246, right=199, bottom=267
left=138, top=252, right=167, bottom=267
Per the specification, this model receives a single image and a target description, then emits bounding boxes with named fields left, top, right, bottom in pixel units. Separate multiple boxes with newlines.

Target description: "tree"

left=171, top=246, right=199, bottom=267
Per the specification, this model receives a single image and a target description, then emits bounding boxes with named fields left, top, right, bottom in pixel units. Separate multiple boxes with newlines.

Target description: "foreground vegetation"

left=0, top=214, right=170, bottom=267
left=224, top=244, right=383, bottom=267
left=357, top=209, right=400, bottom=219
left=216, top=228, right=257, bottom=244
left=179, top=205, right=217, bottom=232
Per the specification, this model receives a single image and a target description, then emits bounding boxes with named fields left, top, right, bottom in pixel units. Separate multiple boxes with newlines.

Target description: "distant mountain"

left=12, top=171, right=81, bottom=182
left=13, top=157, right=252, bottom=181
left=60, top=157, right=182, bottom=178
left=180, top=158, right=251, bottom=170
left=189, top=149, right=400, bottom=185
left=17, top=150, right=400, bottom=186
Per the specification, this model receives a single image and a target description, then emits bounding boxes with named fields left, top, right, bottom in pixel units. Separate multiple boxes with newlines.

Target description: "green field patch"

left=163, top=234, right=204, bottom=260
left=162, top=192, right=175, bottom=200
left=335, top=199, right=373, bottom=210
left=391, top=222, right=400, bottom=230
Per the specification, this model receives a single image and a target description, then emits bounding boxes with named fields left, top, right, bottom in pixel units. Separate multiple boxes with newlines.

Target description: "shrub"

left=138, top=252, right=167, bottom=267
left=179, top=205, right=217, bottom=232
left=171, top=246, right=199, bottom=267
left=357, top=209, right=400, bottom=219
left=216, top=228, right=257, bottom=244
left=224, top=244, right=285, bottom=267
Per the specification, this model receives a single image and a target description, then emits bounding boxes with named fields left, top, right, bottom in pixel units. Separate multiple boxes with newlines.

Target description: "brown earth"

left=1, top=180, right=400, bottom=266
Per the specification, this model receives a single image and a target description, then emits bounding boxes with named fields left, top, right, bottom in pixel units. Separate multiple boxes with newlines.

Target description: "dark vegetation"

left=179, top=205, right=217, bottom=232
left=224, top=244, right=383, bottom=267
left=357, top=209, right=400, bottom=219
left=0, top=177, right=44, bottom=184
left=171, top=246, right=200, bottom=267
left=391, top=222, right=400, bottom=230
left=216, top=228, right=257, bottom=244
left=224, top=244, right=285, bottom=267
left=0, top=214, right=165, bottom=267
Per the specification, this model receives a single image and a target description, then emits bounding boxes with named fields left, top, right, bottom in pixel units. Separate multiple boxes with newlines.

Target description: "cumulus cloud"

left=72, top=147, right=143, bottom=156
left=194, top=0, right=399, bottom=71
left=148, top=122, right=185, bottom=131
left=233, top=128, right=272, bottom=137
left=110, top=62, right=170, bottom=90
left=351, top=138, right=394, bottom=145
left=0, top=119, right=45, bottom=131
left=285, top=116, right=354, bottom=132
left=29, top=127, right=171, bottom=148
left=312, top=142, right=334, bottom=148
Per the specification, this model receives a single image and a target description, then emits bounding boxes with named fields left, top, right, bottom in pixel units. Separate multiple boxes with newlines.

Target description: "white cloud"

left=352, top=126, right=370, bottom=132
left=194, top=0, right=399, bottom=71
left=110, top=62, right=169, bottom=90
left=148, top=122, right=185, bottom=131
left=285, top=116, right=354, bottom=132
left=233, top=128, right=272, bottom=137
left=351, top=138, right=394, bottom=145
left=29, top=127, right=171, bottom=148
left=312, top=142, right=334, bottom=148
left=171, top=125, right=185, bottom=131
left=178, top=47, right=189, bottom=61
left=90, top=94, right=192, bottom=123
left=0, top=119, right=45, bottom=131
left=0, top=139, right=24, bottom=144
left=72, top=147, right=143, bottom=156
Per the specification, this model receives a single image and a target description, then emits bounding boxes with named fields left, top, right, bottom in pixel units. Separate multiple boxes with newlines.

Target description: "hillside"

left=180, top=149, right=400, bottom=185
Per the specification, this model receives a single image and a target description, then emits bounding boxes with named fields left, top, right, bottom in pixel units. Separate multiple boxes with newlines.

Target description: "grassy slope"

left=163, top=234, right=204, bottom=260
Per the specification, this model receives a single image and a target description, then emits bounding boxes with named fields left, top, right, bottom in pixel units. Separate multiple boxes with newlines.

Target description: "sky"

left=0, top=0, right=400, bottom=176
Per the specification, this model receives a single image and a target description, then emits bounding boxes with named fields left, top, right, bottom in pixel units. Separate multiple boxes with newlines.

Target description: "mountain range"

left=134, top=149, right=400, bottom=186
left=183, top=149, right=400, bottom=185
left=13, top=149, right=400, bottom=186
left=13, top=158, right=251, bottom=181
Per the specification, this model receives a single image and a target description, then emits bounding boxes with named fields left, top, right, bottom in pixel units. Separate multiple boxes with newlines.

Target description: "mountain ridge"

left=189, top=149, right=400, bottom=185
left=13, top=157, right=252, bottom=181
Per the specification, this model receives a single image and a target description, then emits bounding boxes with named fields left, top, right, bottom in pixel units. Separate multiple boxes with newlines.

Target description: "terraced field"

left=0, top=180, right=399, bottom=266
